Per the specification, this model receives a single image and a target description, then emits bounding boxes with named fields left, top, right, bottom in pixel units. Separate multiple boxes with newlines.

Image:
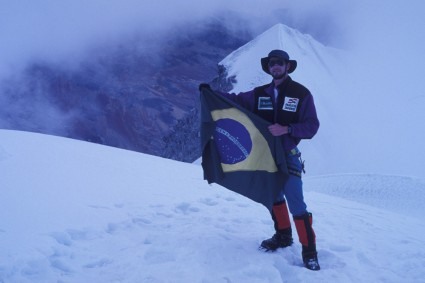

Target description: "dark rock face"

left=1, top=17, right=251, bottom=162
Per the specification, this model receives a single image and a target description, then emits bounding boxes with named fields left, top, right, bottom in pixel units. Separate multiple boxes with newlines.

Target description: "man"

left=199, top=50, right=320, bottom=271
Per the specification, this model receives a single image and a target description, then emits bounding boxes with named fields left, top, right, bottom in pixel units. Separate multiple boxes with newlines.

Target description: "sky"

left=336, top=1, right=425, bottom=179
left=2, top=0, right=424, bottom=107
left=1, top=129, right=424, bottom=282
left=1, top=0, right=424, bottom=176
left=217, top=21, right=425, bottom=179
left=2, top=0, right=424, bottom=110
left=1, top=0, right=424, bottom=68
left=0, top=0, right=376, bottom=77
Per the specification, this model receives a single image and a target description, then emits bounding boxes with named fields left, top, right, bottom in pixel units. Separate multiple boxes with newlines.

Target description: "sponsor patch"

left=282, top=97, right=299, bottom=112
left=258, top=97, right=273, bottom=110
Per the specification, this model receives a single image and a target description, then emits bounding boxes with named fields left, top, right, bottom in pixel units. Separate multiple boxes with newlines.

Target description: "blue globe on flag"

left=213, top=118, right=253, bottom=164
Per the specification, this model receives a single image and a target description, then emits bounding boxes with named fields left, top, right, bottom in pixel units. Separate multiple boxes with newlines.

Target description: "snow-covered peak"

left=219, top=23, right=344, bottom=94
left=216, top=22, right=425, bottom=181
left=219, top=23, right=348, bottom=176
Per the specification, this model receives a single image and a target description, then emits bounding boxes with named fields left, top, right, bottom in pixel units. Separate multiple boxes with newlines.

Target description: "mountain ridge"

left=0, top=20, right=343, bottom=164
left=0, top=17, right=252, bottom=161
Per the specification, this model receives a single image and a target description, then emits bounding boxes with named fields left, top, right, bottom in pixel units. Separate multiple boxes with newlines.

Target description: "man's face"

left=268, top=58, right=289, bottom=80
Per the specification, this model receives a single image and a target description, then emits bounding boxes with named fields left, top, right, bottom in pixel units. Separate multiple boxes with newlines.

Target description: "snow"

left=2, top=1, right=425, bottom=281
left=220, top=24, right=345, bottom=94
left=1, top=129, right=425, bottom=282
left=218, top=24, right=351, bottom=180
left=219, top=23, right=425, bottom=181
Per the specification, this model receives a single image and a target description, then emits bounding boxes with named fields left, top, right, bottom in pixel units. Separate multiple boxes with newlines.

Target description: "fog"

left=336, top=0, right=425, bottom=178
left=0, top=0, right=354, bottom=77
left=2, top=0, right=423, bottom=75
left=2, top=0, right=423, bottom=66
left=1, top=0, right=424, bottom=177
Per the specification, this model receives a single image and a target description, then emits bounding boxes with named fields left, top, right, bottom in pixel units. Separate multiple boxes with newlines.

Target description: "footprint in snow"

left=144, top=248, right=176, bottom=265
left=199, top=197, right=219, bottom=206
left=174, top=202, right=200, bottom=214
left=83, top=258, right=113, bottom=269
left=50, top=231, right=73, bottom=247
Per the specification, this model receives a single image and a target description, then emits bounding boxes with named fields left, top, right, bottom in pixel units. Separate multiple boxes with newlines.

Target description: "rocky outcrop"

left=0, top=17, right=251, bottom=161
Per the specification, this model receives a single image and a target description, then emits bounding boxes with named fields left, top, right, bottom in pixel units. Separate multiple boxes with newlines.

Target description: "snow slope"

left=219, top=23, right=345, bottom=95
left=218, top=24, right=351, bottom=179
left=218, top=23, right=425, bottom=180
left=1, top=130, right=424, bottom=282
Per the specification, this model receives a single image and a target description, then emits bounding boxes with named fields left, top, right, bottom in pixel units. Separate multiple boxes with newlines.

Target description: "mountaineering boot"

left=260, top=228, right=293, bottom=251
left=294, top=212, right=320, bottom=271
left=260, top=201, right=293, bottom=251
left=302, top=247, right=320, bottom=271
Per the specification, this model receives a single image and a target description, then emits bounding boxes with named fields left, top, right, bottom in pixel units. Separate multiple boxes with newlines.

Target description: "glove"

left=199, top=83, right=211, bottom=92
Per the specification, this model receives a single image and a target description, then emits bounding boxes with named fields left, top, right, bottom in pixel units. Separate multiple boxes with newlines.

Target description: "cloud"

left=0, top=0, right=352, bottom=77
left=1, top=0, right=424, bottom=177
left=339, top=0, right=425, bottom=98
left=2, top=0, right=423, bottom=96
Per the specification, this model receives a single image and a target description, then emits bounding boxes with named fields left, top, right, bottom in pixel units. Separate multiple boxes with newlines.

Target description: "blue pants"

left=277, top=148, right=307, bottom=217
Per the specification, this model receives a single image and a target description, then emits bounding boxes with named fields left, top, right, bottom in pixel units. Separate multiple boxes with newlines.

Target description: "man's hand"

left=199, top=83, right=211, bottom=92
left=268, top=123, right=291, bottom=136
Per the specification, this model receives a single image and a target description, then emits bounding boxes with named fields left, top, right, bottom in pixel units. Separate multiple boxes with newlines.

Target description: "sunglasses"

left=268, top=59, right=286, bottom=67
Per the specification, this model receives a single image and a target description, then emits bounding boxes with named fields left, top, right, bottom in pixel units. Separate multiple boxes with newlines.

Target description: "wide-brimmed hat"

left=261, top=50, right=297, bottom=74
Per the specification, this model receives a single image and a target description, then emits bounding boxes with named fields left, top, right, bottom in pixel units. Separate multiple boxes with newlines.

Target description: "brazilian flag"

left=200, top=88, right=289, bottom=211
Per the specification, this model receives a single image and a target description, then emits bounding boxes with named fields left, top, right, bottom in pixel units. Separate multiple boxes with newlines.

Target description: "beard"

left=271, top=70, right=287, bottom=80
left=272, top=73, right=285, bottom=80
